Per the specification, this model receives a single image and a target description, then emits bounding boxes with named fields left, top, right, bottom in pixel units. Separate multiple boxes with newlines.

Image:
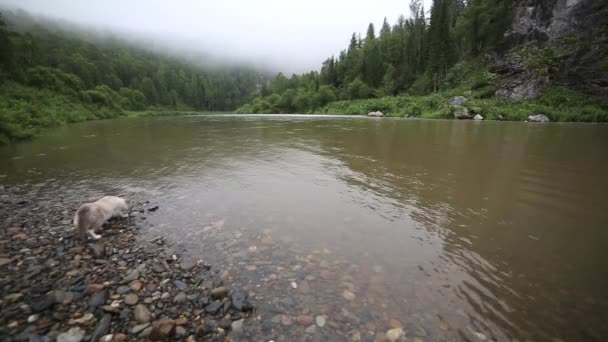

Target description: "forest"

left=0, top=9, right=262, bottom=143
left=236, top=0, right=608, bottom=121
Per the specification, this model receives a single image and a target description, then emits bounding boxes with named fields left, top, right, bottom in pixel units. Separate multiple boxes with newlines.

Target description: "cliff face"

left=495, top=0, right=607, bottom=99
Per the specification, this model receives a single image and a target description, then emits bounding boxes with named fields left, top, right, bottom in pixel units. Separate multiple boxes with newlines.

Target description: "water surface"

left=2, top=115, right=608, bottom=341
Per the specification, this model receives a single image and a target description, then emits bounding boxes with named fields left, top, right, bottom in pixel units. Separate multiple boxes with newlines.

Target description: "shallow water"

left=2, top=115, right=608, bottom=341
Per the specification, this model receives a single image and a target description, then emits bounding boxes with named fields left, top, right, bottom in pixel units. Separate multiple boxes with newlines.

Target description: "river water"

left=1, top=115, right=608, bottom=341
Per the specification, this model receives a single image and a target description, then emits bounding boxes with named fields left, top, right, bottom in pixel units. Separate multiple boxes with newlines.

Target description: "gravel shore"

left=0, top=184, right=253, bottom=341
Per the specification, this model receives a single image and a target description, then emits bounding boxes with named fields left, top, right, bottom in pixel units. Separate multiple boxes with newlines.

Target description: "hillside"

left=237, top=0, right=608, bottom=120
left=0, top=9, right=263, bottom=143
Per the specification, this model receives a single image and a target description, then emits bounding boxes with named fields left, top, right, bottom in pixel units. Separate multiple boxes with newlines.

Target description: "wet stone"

left=210, top=286, right=229, bottom=299
left=134, top=304, right=151, bottom=323
left=281, top=315, right=294, bottom=326
left=124, top=270, right=139, bottom=282
left=205, top=301, right=223, bottom=315
left=130, top=281, right=143, bottom=291
left=116, top=286, right=130, bottom=295
left=174, top=280, right=187, bottom=290
left=131, top=323, right=151, bottom=334
left=124, top=293, right=139, bottom=306
left=90, top=314, right=111, bottom=342
left=174, top=292, right=187, bottom=303
left=89, top=290, right=108, bottom=307
left=57, top=327, right=85, bottom=342
left=180, top=258, right=197, bottom=270
left=297, top=315, right=314, bottom=326
left=231, top=319, right=244, bottom=333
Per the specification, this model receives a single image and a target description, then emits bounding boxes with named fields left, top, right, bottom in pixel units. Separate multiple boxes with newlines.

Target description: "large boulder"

left=453, top=107, right=472, bottom=119
left=474, top=114, right=484, bottom=120
left=449, top=96, right=467, bottom=107
left=367, top=111, right=384, bottom=117
left=527, top=114, right=550, bottom=122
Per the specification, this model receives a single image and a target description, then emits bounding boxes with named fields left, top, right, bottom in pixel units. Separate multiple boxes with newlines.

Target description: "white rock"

left=315, top=315, right=326, bottom=327
left=57, top=327, right=85, bottom=342
left=386, top=328, right=405, bottom=342
left=474, top=114, right=484, bottom=120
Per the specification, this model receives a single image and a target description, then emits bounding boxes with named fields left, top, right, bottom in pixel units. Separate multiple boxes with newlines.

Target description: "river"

left=1, top=115, right=608, bottom=341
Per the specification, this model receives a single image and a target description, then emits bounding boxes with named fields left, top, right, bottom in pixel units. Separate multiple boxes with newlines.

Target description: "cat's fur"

left=74, top=196, right=129, bottom=241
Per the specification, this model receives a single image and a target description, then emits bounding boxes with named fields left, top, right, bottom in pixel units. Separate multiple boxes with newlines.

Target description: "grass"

left=319, top=87, right=608, bottom=122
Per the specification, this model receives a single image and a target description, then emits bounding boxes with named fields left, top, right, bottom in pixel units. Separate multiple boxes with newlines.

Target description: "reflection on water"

left=2, top=115, right=608, bottom=341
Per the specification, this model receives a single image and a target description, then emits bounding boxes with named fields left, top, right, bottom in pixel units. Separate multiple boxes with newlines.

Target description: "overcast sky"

left=0, top=0, right=432, bottom=73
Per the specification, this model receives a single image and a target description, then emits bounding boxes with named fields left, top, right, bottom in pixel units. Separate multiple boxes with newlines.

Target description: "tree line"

left=0, top=9, right=261, bottom=113
left=238, top=0, right=512, bottom=114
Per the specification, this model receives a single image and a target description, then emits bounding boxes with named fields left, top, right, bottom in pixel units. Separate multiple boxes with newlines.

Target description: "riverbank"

left=0, top=184, right=253, bottom=341
left=238, top=86, right=608, bottom=122
left=0, top=81, right=230, bottom=144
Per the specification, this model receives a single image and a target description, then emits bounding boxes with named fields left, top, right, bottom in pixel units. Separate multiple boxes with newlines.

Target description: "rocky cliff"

left=494, top=0, right=607, bottom=99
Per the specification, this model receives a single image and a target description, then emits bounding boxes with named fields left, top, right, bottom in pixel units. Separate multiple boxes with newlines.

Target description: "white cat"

left=74, top=196, right=129, bottom=241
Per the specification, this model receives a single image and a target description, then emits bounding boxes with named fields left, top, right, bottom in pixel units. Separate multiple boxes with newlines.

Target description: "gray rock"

left=89, top=290, right=107, bottom=307
left=231, top=291, right=252, bottom=312
left=124, top=294, right=139, bottom=306
left=496, top=72, right=546, bottom=100
left=90, top=314, right=111, bottom=342
left=210, top=286, right=229, bottom=299
left=305, top=325, right=317, bottom=334
left=88, top=243, right=105, bottom=258
left=474, top=114, right=484, bottom=120
left=180, top=258, right=196, bottom=270
left=57, top=327, right=85, bottom=342
left=30, top=295, right=53, bottom=312
left=124, top=270, right=139, bottom=282
left=205, top=301, right=222, bottom=315
left=51, top=291, right=74, bottom=304
left=152, top=264, right=165, bottom=273
left=231, top=319, right=244, bottom=333
left=131, top=323, right=150, bottom=334
left=449, top=96, right=467, bottom=106
left=116, top=286, right=130, bottom=295
left=133, top=304, right=151, bottom=323
left=453, top=107, right=472, bottom=119
left=173, top=280, right=187, bottom=290
left=173, top=292, right=187, bottom=303
left=527, top=114, right=550, bottom=122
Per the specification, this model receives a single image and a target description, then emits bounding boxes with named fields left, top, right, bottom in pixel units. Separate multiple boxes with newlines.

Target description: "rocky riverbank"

left=0, top=184, right=253, bottom=341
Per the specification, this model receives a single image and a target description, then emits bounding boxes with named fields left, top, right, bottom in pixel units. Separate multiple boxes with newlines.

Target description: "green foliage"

left=0, top=8, right=262, bottom=143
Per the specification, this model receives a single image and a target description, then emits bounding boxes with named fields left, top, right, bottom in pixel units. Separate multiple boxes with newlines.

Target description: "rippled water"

left=2, top=115, right=608, bottom=341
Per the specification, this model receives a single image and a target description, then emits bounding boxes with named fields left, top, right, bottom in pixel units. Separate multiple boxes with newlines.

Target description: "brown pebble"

left=389, top=319, right=403, bottom=329
left=175, top=317, right=188, bottom=326
left=84, top=284, right=105, bottom=295
left=114, top=333, right=128, bottom=341
left=281, top=315, right=293, bottom=326
left=130, top=281, right=143, bottom=291
left=297, top=315, right=314, bottom=326
left=13, top=233, right=28, bottom=240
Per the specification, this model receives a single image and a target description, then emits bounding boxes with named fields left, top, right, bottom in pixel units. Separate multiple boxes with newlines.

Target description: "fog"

left=0, top=0, right=432, bottom=73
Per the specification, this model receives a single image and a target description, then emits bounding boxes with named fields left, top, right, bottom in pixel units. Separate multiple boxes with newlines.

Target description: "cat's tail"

left=74, top=205, right=90, bottom=241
